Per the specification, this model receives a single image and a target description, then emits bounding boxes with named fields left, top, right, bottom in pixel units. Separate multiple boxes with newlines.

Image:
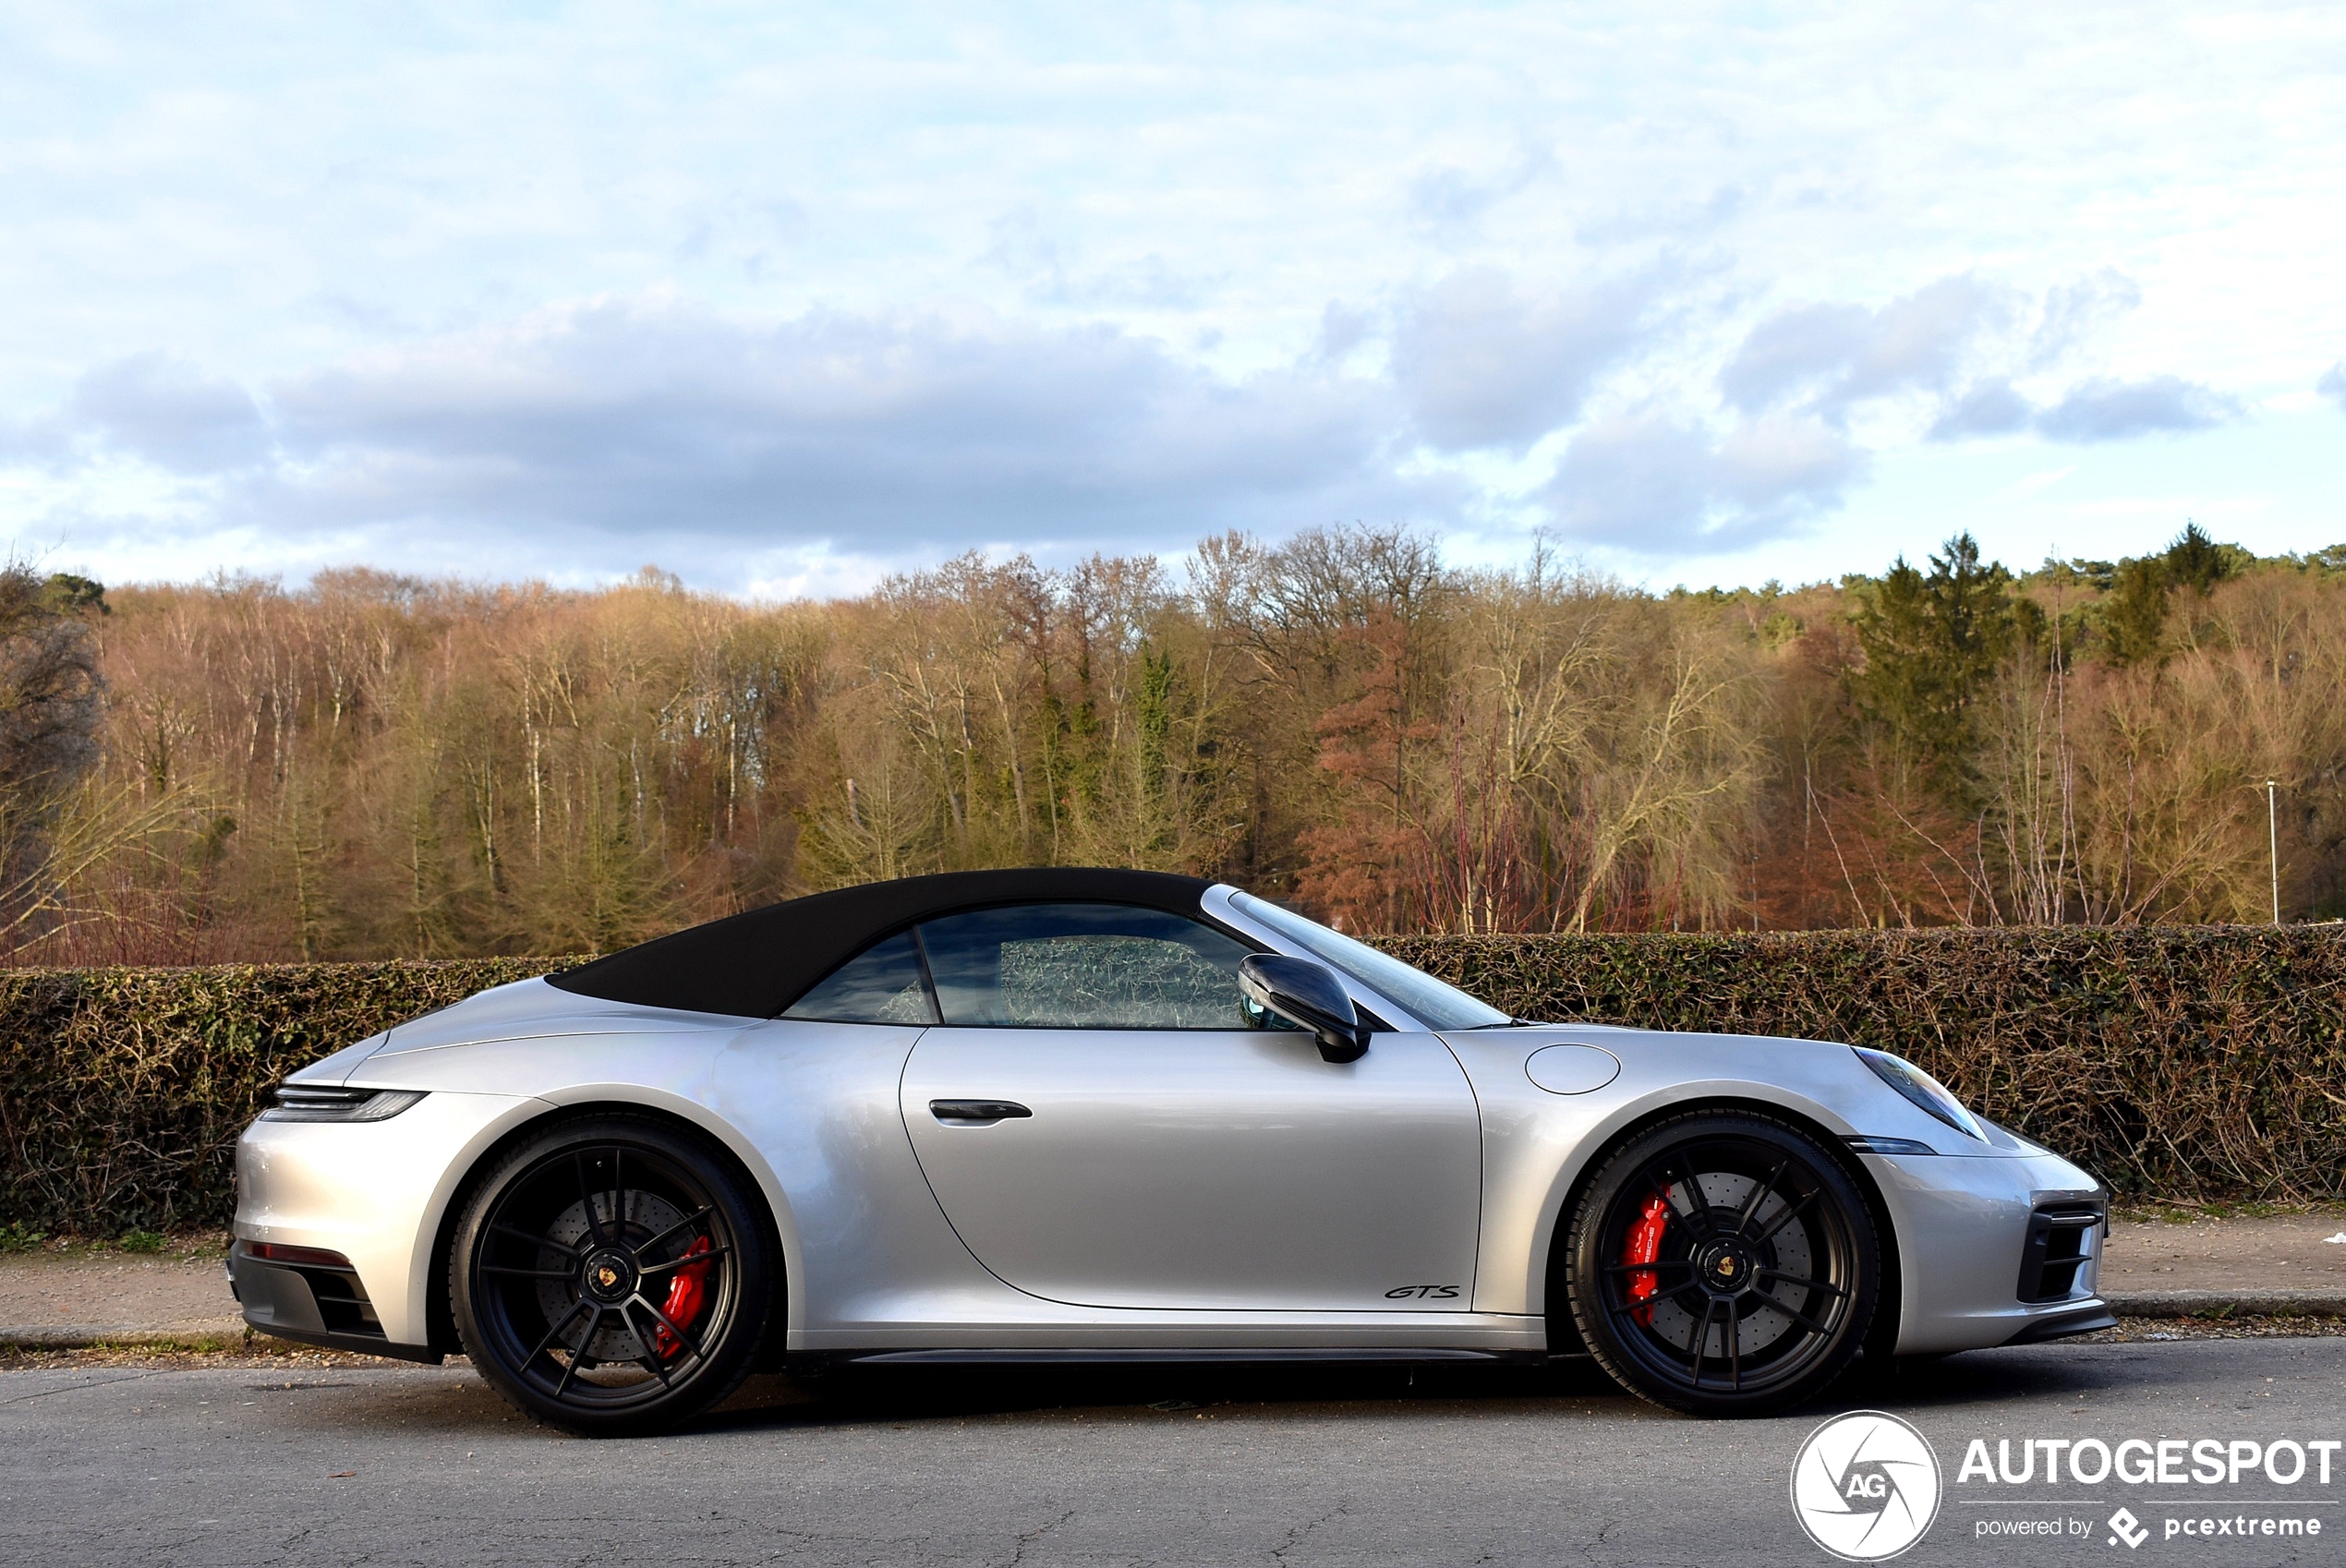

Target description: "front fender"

left=1442, top=1026, right=1959, bottom=1319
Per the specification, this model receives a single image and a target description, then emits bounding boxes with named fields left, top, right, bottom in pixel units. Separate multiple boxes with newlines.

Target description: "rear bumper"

left=233, top=1089, right=543, bottom=1348
left=226, top=1244, right=441, bottom=1362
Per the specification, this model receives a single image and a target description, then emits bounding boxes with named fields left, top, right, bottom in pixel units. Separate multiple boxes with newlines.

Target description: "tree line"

left=1, top=521, right=2340, bottom=963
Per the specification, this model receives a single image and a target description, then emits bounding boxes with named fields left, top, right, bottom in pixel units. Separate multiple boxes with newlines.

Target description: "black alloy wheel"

left=1564, top=1110, right=1878, bottom=1417
left=452, top=1115, right=776, bottom=1436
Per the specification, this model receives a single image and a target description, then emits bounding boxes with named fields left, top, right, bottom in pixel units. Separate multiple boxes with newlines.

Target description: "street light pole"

left=2267, top=778, right=2280, bottom=926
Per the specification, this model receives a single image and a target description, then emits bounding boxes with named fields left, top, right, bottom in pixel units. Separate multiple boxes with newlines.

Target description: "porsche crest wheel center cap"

left=1696, top=1238, right=1755, bottom=1294
left=583, top=1250, right=635, bottom=1301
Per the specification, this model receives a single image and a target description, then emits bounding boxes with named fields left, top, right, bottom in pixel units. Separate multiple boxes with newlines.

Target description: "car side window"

left=916, top=902, right=1263, bottom=1030
left=781, top=931, right=936, bottom=1025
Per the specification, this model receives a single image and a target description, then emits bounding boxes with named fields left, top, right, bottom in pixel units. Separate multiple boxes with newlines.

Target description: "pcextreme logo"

left=1791, top=1410, right=1943, bottom=1562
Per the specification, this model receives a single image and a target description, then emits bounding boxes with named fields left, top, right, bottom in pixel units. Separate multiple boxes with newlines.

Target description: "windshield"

left=1227, top=891, right=1511, bottom=1031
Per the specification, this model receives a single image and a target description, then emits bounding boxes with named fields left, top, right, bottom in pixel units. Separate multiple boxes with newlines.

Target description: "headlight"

left=1853, top=1047, right=1985, bottom=1141
left=259, top=1085, right=428, bottom=1123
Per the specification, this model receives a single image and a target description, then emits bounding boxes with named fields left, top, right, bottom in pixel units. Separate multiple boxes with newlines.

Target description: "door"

left=894, top=901, right=1482, bottom=1312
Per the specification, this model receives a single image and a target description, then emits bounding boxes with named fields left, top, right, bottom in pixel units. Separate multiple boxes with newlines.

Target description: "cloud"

left=62, top=353, right=272, bottom=472
left=27, top=298, right=1447, bottom=575
left=1540, top=412, right=1862, bottom=551
left=1390, top=267, right=1656, bottom=452
left=1720, top=275, right=2016, bottom=420
left=2032, top=375, right=2235, bottom=442
left=1405, top=141, right=1556, bottom=241
left=2, top=270, right=2265, bottom=589
left=1928, top=371, right=2236, bottom=444
left=2320, top=363, right=2346, bottom=411
left=2029, top=271, right=2141, bottom=368
left=984, top=210, right=1218, bottom=310
left=1736, top=271, right=2227, bottom=451
left=1928, top=379, right=2036, bottom=440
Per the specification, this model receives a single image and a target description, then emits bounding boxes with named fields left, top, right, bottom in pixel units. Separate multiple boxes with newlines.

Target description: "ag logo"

left=1789, top=1410, right=1941, bottom=1561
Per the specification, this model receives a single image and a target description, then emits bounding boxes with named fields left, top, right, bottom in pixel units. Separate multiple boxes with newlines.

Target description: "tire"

left=1563, top=1110, right=1878, bottom=1417
left=451, top=1114, right=777, bottom=1437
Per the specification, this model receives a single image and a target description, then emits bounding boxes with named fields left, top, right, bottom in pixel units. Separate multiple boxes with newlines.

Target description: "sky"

left=3, top=2, right=2343, bottom=598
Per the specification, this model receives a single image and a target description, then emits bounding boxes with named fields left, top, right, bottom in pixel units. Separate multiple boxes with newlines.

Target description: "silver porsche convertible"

left=231, top=869, right=2111, bottom=1433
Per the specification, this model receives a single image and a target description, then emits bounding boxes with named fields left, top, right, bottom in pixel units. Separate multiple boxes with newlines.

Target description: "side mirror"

left=1238, top=954, right=1370, bottom=1064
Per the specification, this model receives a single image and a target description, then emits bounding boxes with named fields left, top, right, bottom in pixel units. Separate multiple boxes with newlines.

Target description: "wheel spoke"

left=611, top=1146, right=625, bottom=1238
left=1687, top=1297, right=1719, bottom=1387
left=1663, top=1158, right=1714, bottom=1238
left=1772, top=1301, right=1841, bottom=1338
left=633, top=1293, right=706, bottom=1366
left=480, top=1265, right=576, bottom=1280
left=521, top=1298, right=593, bottom=1372
left=1727, top=1300, right=1742, bottom=1391
left=575, top=1153, right=606, bottom=1244
left=1749, top=1189, right=1818, bottom=1247
left=638, top=1246, right=733, bottom=1275
left=490, top=1222, right=570, bottom=1256
left=1605, top=1270, right=1703, bottom=1321
left=622, top=1304, right=674, bottom=1387
left=637, top=1206, right=715, bottom=1257
left=1595, top=1256, right=1708, bottom=1312
left=1735, top=1160, right=1788, bottom=1238
left=1757, top=1268, right=1846, bottom=1298
left=552, top=1307, right=603, bottom=1397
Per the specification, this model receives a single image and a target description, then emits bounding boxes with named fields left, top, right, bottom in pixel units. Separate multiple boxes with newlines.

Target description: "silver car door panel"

left=710, top=1019, right=1043, bottom=1342
left=900, top=1026, right=1481, bottom=1312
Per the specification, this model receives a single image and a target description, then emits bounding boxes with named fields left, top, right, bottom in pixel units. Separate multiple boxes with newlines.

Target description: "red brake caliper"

left=653, top=1236, right=712, bottom=1359
left=1621, top=1192, right=1671, bottom=1326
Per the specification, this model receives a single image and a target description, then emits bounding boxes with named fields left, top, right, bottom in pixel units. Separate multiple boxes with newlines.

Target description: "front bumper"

left=1860, top=1147, right=2112, bottom=1354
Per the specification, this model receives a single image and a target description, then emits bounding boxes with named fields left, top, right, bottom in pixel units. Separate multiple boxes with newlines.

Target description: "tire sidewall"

left=1565, top=1110, right=1879, bottom=1417
left=452, top=1113, right=777, bottom=1436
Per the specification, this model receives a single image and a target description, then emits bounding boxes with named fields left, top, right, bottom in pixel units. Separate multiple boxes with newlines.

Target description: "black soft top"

left=547, top=867, right=1218, bottom=1019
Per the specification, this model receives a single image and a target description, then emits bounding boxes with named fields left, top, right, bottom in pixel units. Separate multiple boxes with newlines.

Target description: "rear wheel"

left=452, top=1115, right=775, bottom=1436
left=1564, top=1111, right=1877, bottom=1417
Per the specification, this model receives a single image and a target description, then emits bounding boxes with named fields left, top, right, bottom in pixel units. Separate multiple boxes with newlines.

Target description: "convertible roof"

left=546, top=867, right=1217, bottom=1019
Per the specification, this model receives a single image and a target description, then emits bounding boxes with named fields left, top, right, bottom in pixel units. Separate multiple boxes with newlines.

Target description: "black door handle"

left=929, top=1099, right=1033, bottom=1124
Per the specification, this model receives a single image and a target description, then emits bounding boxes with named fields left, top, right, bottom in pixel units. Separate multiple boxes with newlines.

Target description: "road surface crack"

left=1270, top=1500, right=1350, bottom=1562
left=998, top=1508, right=1076, bottom=1568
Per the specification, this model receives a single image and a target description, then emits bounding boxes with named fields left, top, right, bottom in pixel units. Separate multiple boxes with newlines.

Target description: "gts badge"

left=1384, top=1284, right=1461, bottom=1300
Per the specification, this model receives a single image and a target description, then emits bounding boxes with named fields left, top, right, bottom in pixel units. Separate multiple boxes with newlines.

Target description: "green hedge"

left=1385, top=926, right=2346, bottom=1202
left=3, top=928, right=2342, bottom=1234
left=0, top=959, right=567, bottom=1234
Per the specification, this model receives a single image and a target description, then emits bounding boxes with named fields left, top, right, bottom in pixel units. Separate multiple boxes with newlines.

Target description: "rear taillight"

left=260, top=1086, right=427, bottom=1123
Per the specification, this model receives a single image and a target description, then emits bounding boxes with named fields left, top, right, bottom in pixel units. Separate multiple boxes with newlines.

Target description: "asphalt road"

left=5, top=1341, right=2343, bottom=1567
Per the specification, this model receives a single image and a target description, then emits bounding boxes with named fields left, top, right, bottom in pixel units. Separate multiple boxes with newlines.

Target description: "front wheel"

left=451, top=1115, right=776, bottom=1436
left=1564, top=1111, right=1878, bottom=1417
